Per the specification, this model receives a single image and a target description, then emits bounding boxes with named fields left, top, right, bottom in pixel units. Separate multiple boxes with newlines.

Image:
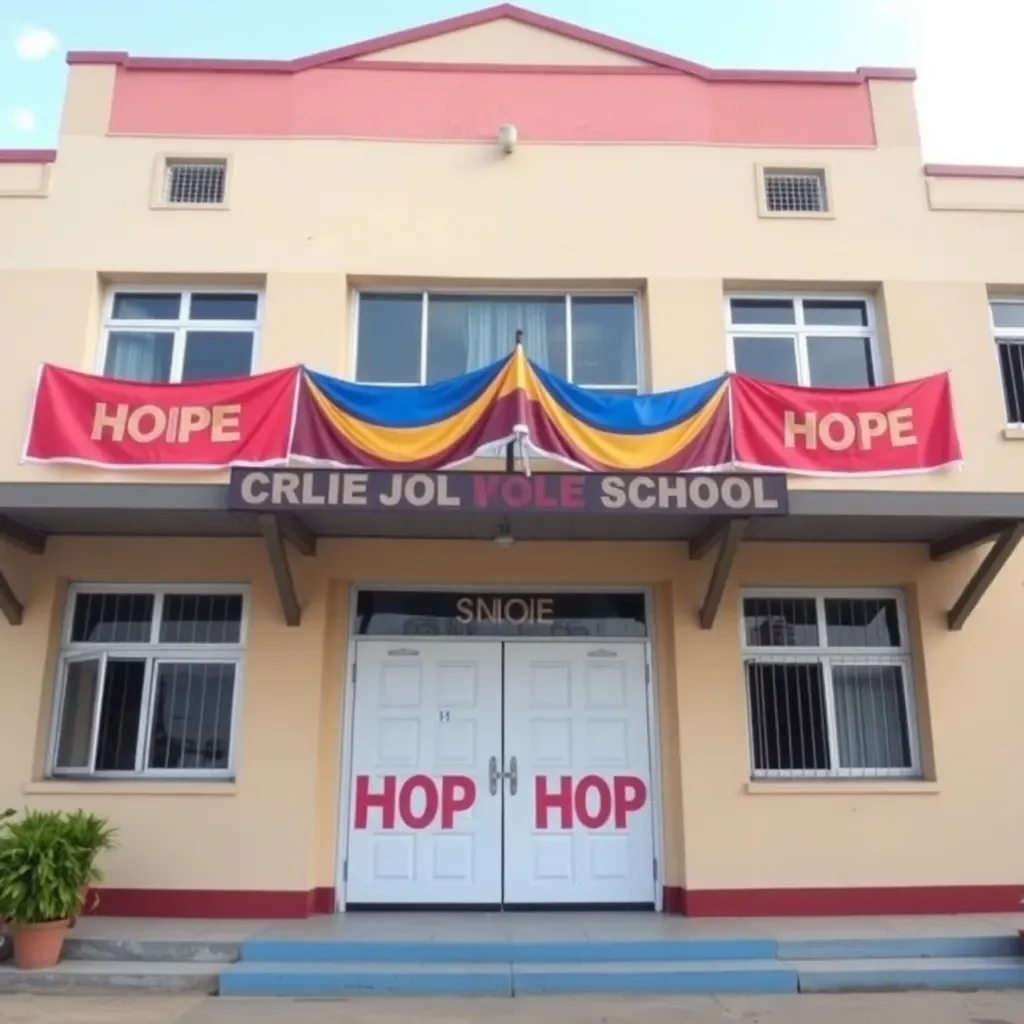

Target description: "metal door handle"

left=508, top=756, right=518, bottom=796
left=489, top=755, right=499, bottom=796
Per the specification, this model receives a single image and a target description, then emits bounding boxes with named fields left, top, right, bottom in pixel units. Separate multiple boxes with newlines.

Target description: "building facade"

left=2, top=3, right=1024, bottom=918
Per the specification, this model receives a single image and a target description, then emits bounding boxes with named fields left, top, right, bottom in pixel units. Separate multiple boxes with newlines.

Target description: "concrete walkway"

left=4, top=992, right=1024, bottom=1023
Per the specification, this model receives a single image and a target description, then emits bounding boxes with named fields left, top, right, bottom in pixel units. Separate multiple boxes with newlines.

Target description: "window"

left=727, top=295, right=878, bottom=388
left=354, top=292, right=639, bottom=391
left=101, top=289, right=259, bottom=384
left=742, top=590, right=918, bottom=779
left=49, top=586, right=246, bottom=779
left=991, top=300, right=1024, bottom=425
left=164, top=160, right=227, bottom=205
left=762, top=169, right=828, bottom=214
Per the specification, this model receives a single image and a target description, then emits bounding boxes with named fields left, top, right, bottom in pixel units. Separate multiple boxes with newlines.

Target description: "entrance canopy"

left=1, top=475, right=1020, bottom=633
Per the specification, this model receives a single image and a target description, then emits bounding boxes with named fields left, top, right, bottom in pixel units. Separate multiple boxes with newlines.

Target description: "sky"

left=0, top=0, right=1018, bottom=163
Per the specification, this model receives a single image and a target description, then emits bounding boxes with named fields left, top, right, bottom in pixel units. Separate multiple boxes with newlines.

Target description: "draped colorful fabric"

left=23, top=347, right=962, bottom=475
left=290, top=346, right=731, bottom=471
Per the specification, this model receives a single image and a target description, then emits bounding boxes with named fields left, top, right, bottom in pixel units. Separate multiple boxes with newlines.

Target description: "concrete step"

left=63, top=936, right=238, bottom=963
left=792, top=956, right=1024, bottom=993
left=778, top=936, right=1022, bottom=961
left=0, top=960, right=222, bottom=995
left=219, top=959, right=798, bottom=997
left=238, top=937, right=777, bottom=963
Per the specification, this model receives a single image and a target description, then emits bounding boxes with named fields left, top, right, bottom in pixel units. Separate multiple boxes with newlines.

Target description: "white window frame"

left=724, top=293, right=881, bottom=388
left=47, top=583, right=249, bottom=780
left=739, top=586, right=921, bottom=780
left=96, top=285, right=263, bottom=383
left=350, top=288, right=645, bottom=391
left=989, top=299, right=1024, bottom=427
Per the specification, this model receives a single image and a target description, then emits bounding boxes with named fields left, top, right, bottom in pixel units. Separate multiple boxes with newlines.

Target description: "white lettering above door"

left=455, top=596, right=555, bottom=625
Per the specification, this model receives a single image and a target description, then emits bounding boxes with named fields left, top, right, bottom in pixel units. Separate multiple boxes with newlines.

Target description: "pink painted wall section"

left=107, top=65, right=877, bottom=146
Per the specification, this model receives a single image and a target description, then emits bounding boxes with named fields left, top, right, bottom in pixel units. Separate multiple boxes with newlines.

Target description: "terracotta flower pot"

left=12, top=920, right=70, bottom=970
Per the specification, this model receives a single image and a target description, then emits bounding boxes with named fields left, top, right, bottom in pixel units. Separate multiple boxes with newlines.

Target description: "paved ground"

left=4, top=993, right=1024, bottom=1023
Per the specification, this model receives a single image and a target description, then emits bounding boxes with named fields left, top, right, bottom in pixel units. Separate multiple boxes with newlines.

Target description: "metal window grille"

left=164, top=161, right=227, bottom=205
left=997, top=339, right=1024, bottom=424
left=742, top=593, right=918, bottom=779
left=764, top=170, right=827, bottom=213
left=51, top=588, right=245, bottom=778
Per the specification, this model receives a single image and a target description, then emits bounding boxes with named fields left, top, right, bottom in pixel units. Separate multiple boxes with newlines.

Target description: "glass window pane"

left=806, top=336, right=875, bottom=387
left=426, top=295, right=566, bottom=382
left=356, top=294, right=423, bottom=384
left=181, top=331, right=254, bottom=382
left=160, top=595, right=243, bottom=644
left=833, top=664, right=912, bottom=770
left=94, top=659, right=145, bottom=772
left=111, top=293, right=181, bottom=320
left=189, top=293, right=258, bottom=321
left=570, top=297, right=637, bottom=386
left=148, top=663, right=236, bottom=771
left=824, top=598, right=901, bottom=647
left=743, top=597, right=819, bottom=646
left=732, top=336, right=799, bottom=384
left=55, top=658, right=101, bottom=769
left=71, top=593, right=155, bottom=644
left=729, top=298, right=796, bottom=325
left=104, top=331, right=174, bottom=383
left=992, top=302, right=1024, bottom=330
left=802, top=299, right=869, bottom=327
left=746, top=661, right=829, bottom=772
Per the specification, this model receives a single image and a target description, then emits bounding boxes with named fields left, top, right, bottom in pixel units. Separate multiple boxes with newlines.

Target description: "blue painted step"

left=219, top=959, right=798, bottom=997
left=778, top=936, right=1022, bottom=961
left=792, top=956, right=1024, bottom=993
left=238, top=937, right=777, bottom=963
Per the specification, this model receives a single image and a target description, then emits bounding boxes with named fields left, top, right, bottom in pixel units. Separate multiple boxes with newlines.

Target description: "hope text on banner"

left=24, top=365, right=300, bottom=468
left=730, top=372, right=962, bottom=476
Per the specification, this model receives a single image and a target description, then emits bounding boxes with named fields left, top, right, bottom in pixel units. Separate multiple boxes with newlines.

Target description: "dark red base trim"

left=89, top=887, right=337, bottom=919
left=663, top=885, right=1024, bottom=916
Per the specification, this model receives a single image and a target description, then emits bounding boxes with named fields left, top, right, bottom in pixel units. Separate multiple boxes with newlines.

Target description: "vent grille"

left=763, top=169, right=828, bottom=213
left=164, top=160, right=227, bottom=205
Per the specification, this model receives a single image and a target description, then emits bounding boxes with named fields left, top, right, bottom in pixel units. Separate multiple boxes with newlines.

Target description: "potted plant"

left=0, top=809, right=115, bottom=970
left=63, top=811, right=117, bottom=925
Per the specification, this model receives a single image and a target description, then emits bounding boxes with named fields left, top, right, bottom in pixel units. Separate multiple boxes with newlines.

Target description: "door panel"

left=502, top=642, right=655, bottom=905
left=346, top=640, right=503, bottom=905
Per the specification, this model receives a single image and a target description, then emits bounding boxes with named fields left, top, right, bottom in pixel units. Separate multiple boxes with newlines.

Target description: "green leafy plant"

left=63, top=811, right=118, bottom=886
left=0, top=810, right=115, bottom=925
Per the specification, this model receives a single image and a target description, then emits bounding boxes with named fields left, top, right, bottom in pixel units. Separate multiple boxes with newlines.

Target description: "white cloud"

left=10, top=108, right=36, bottom=133
left=872, top=0, right=1024, bottom=165
left=15, top=27, right=57, bottom=61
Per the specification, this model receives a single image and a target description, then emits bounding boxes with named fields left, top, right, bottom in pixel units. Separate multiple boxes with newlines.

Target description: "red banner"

left=23, top=365, right=299, bottom=468
left=730, top=373, right=962, bottom=476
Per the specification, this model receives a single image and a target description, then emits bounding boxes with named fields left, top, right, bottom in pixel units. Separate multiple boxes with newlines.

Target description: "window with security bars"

left=742, top=591, right=919, bottom=779
left=164, top=160, right=227, bottom=205
left=763, top=169, right=828, bottom=213
left=49, top=587, right=246, bottom=778
left=990, top=301, right=1024, bottom=425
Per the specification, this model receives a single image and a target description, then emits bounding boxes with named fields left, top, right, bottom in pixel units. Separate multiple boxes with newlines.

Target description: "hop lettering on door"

left=353, top=773, right=647, bottom=831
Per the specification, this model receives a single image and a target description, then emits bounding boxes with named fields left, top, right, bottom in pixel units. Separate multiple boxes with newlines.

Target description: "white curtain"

left=833, top=665, right=908, bottom=769
left=105, top=331, right=170, bottom=382
left=465, top=299, right=552, bottom=371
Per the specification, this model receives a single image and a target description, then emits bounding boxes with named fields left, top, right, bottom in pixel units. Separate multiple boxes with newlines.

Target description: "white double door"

left=345, top=639, right=655, bottom=907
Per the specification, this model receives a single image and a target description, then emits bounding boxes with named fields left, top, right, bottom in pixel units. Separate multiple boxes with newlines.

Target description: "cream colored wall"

left=4, top=536, right=1022, bottom=896
left=677, top=541, right=1024, bottom=891
left=2, top=77, right=1024, bottom=489
left=357, top=20, right=646, bottom=65
left=0, top=538, right=684, bottom=894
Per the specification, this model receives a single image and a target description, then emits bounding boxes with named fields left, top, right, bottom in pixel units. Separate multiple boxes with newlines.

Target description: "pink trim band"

left=66, top=2, right=915, bottom=84
left=0, top=149, right=56, bottom=164
left=925, top=163, right=1024, bottom=180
